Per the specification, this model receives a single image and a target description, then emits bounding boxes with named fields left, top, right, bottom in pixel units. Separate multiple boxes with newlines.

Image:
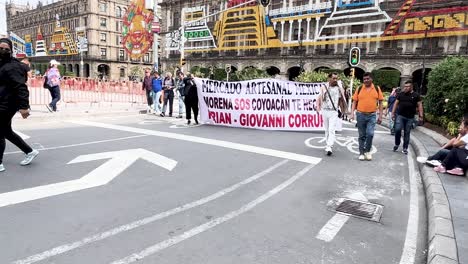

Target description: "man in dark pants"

left=391, top=80, right=423, bottom=155
left=142, top=69, right=153, bottom=113
left=184, top=73, right=199, bottom=125
left=0, top=38, right=39, bottom=172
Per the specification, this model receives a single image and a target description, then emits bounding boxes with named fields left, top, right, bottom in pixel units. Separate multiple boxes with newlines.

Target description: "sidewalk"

left=410, top=126, right=468, bottom=264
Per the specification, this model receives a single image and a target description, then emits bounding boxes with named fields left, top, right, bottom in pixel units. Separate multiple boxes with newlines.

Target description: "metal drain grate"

left=333, top=198, right=383, bottom=222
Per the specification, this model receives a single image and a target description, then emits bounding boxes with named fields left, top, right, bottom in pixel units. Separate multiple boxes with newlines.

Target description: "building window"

left=144, top=53, right=150, bottom=63
left=100, top=33, right=107, bottom=42
left=100, top=48, right=107, bottom=58
left=119, top=49, right=125, bottom=61
left=99, top=2, right=107, bottom=13
left=120, top=68, right=125, bottom=78
left=117, top=35, right=123, bottom=46
left=116, top=6, right=122, bottom=18
left=100, top=18, right=107, bottom=28
left=116, top=21, right=122, bottom=31
left=351, top=25, right=364, bottom=34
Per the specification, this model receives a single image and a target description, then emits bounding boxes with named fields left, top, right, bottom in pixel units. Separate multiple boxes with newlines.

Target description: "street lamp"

left=419, top=29, right=428, bottom=95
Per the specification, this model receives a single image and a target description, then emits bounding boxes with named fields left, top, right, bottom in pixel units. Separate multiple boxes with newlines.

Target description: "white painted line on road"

left=13, top=160, right=289, bottom=264
left=316, top=192, right=367, bottom=242
left=68, top=120, right=321, bottom=165
left=0, top=149, right=176, bottom=208
left=398, top=153, right=420, bottom=264
left=13, top=130, right=30, bottom=140
left=110, top=163, right=315, bottom=264
left=4, top=135, right=148, bottom=155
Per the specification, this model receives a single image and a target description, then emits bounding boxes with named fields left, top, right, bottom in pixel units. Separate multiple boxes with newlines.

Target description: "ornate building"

left=160, top=0, right=468, bottom=91
left=6, top=0, right=155, bottom=80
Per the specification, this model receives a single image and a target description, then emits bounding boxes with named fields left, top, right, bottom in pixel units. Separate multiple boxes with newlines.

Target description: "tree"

left=425, top=56, right=468, bottom=124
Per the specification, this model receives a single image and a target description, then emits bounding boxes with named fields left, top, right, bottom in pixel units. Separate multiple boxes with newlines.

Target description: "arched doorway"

left=84, top=63, right=90, bottom=78
left=343, top=67, right=366, bottom=81
left=68, top=64, right=73, bottom=73
left=74, top=64, right=80, bottom=77
left=412, top=68, right=431, bottom=95
left=266, top=66, right=280, bottom=76
left=287, top=66, right=302, bottom=81
left=97, top=64, right=110, bottom=80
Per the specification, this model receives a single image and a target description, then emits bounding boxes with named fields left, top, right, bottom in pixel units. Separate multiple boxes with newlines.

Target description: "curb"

left=410, top=136, right=459, bottom=264
left=381, top=119, right=459, bottom=263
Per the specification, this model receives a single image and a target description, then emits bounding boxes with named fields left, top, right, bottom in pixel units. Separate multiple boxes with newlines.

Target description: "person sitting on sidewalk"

left=433, top=119, right=468, bottom=176
left=417, top=116, right=468, bottom=167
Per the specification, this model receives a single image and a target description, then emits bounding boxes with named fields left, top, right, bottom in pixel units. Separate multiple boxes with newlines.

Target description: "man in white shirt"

left=317, top=72, right=347, bottom=156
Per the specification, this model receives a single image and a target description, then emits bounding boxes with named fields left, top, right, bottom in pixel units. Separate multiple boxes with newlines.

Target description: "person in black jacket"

left=0, top=38, right=39, bottom=172
left=184, top=73, right=199, bottom=125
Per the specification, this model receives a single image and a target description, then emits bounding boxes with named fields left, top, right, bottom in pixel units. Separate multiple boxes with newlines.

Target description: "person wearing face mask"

left=0, top=38, right=39, bottom=172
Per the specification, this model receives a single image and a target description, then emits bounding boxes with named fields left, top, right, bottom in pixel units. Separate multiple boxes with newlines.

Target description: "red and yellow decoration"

left=122, top=0, right=154, bottom=59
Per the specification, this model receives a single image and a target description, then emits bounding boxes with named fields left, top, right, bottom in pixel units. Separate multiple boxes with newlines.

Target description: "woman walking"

left=45, top=59, right=61, bottom=112
left=184, top=73, right=199, bottom=125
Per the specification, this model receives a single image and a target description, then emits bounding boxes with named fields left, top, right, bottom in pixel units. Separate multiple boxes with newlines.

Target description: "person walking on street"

left=391, top=80, right=423, bottom=155
left=161, top=72, right=175, bottom=117
left=151, top=71, right=163, bottom=115
left=176, top=72, right=186, bottom=118
left=385, top=87, right=399, bottom=135
left=45, top=59, right=61, bottom=112
left=184, top=73, right=199, bottom=125
left=0, top=38, right=39, bottom=172
left=142, top=69, right=153, bottom=113
left=350, top=72, right=384, bottom=161
left=317, top=72, right=347, bottom=156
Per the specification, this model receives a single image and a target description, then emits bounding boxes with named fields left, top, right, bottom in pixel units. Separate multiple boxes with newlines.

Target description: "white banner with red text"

left=194, top=78, right=342, bottom=131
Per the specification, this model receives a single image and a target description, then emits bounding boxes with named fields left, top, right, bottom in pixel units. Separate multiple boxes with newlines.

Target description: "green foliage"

left=371, top=69, right=401, bottom=92
left=129, top=66, right=143, bottom=78
left=64, top=71, right=76, bottom=77
left=447, top=121, right=459, bottom=137
left=425, top=56, right=468, bottom=124
left=230, top=67, right=269, bottom=81
left=57, top=65, right=66, bottom=76
left=296, top=70, right=362, bottom=90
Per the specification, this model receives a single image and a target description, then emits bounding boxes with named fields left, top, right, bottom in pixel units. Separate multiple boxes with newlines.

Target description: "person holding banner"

left=184, top=73, right=199, bottom=125
left=317, top=72, right=347, bottom=156
left=350, top=72, right=384, bottom=161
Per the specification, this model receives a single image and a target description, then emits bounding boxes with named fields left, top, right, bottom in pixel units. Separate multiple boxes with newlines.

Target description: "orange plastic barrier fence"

left=27, top=77, right=147, bottom=105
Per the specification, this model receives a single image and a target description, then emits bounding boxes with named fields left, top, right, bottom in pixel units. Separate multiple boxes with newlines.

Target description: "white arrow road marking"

left=110, top=163, right=315, bottom=264
left=315, top=192, right=367, bottom=242
left=68, top=120, right=321, bottom=164
left=0, top=149, right=176, bottom=208
left=13, top=160, right=289, bottom=264
left=14, top=130, right=30, bottom=140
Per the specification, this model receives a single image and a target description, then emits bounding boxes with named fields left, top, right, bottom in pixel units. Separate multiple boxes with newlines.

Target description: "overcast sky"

left=1, top=0, right=42, bottom=35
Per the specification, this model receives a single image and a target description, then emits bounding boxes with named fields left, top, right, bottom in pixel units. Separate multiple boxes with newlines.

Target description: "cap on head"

left=49, top=59, right=60, bottom=66
left=0, top=38, right=13, bottom=50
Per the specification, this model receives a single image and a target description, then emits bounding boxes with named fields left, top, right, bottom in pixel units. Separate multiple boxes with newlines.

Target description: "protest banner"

left=194, top=78, right=342, bottom=131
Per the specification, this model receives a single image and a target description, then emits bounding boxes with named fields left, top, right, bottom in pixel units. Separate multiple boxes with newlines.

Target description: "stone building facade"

left=159, top=0, right=468, bottom=91
left=6, top=0, right=155, bottom=80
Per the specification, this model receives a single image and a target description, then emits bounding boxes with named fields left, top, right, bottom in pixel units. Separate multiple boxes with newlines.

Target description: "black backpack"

left=43, top=75, right=50, bottom=89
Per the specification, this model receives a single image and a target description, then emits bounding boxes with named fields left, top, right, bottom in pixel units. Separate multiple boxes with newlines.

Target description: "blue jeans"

left=428, top=148, right=450, bottom=161
left=356, top=112, right=376, bottom=155
left=394, top=115, right=414, bottom=150
left=152, top=91, right=162, bottom=113
left=178, top=95, right=185, bottom=116
left=48, top=86, right=61, bottom=111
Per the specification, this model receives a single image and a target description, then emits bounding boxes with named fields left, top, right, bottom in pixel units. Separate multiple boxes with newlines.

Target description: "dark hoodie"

left=0, top=38, right=30, bottom=112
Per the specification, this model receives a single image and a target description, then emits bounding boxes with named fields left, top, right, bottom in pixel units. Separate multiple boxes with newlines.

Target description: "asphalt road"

left=0, top=114, right=427, bottom=264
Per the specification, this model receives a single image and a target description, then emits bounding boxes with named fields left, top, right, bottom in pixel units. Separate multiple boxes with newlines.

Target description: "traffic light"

left=257, top=0, right=270, bottom=7
left=350, top=68, right=355, bottom=78
left=349, top=47, right=361, bottom=67
left=180, top=58, right=186, bottom=66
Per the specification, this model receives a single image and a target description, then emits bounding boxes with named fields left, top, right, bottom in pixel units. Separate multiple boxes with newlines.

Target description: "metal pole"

left=180, top=7, right=185, bottom=72
left=153, top=0, right=159, bottom=73
left=420, top=30, right=427, bottom=95
left=348, top=68, right=354, bottom=113
left=80, top=49, right=84, bottom=78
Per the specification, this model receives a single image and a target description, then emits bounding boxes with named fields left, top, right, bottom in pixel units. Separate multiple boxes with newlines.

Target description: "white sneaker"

left=416, top=157, right=428, bottom=163
left=0, top=163, right=5, bottom=172
left=426, top=160, right=442, bottom=167
left=364, top=152, right=372, bottom=161
left=20, top=149, right=39, bottom=166
left=359, top=155, right=365, bottom=161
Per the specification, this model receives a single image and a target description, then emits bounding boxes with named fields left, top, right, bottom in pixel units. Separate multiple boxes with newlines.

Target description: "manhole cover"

left=332, top=198, right=383, bottom=222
